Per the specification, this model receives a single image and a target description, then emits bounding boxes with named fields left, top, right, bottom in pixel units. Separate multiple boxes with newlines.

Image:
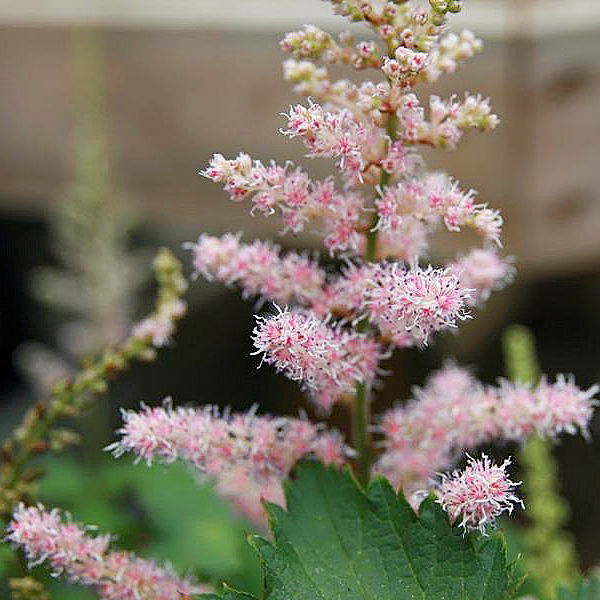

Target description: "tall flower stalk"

left=173, top=0, right=595, bottom=514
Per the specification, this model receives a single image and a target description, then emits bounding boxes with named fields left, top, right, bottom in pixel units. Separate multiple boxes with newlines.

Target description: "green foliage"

left=206, top=461, right=519, bottom=600
left=557, top=575, right=600, bottom=600
left=0, top=544, right=18, bottom=579
left=1, top=455, right=262, bottom=600
left=503, top=325, right=578, bottom=599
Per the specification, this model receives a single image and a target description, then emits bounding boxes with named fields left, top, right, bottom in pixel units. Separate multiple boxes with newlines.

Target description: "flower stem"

left=352, top=381, right=371, bottom=487
left=352, top=111, right=398, bottom=486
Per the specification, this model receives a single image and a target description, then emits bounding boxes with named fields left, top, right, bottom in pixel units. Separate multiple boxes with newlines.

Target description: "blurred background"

left=0, top=0, right=600, bottom=597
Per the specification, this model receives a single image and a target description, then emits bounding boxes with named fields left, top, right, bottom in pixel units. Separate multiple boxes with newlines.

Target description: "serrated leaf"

left=203, top=584, right=257, bottom=600
left=208, top=461, right=518, bottom=600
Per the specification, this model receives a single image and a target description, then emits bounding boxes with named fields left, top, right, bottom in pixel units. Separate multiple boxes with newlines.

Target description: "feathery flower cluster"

left=108, top=400, right=347, bottom=478
left=281, top=26, right=381, bottom=69
left=450, top=248, right=514, bottom=304
left=422, top=29, right=483, bottom=82
left=201, top=154, right=368, bottom=254
left=495, top=375, right=598, bottom=441
left=281, top=102, right=376, bottom=178
left=5, top=504, right=203, bottom=599
left=364, top=264, right=472, bottom=347
left=108, top=400, right=349, bottom=521
left=252, top=308, right=381, bottom=410
left=398, top=92, right=499, bottom=150
left=187, top=0, right=595, bottom=532
left=185, top=233, right=325, bottom=306
left=374, top=172, right=502, bottom=245
left=436, top=454, right=523, bottom=535
left=4, top=2, right=599, bottom=594
left=376, top=364, right=598, bottom=491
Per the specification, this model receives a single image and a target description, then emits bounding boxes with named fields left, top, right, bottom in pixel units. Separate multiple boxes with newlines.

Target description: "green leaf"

left=208, top=461, right=519, bottom=600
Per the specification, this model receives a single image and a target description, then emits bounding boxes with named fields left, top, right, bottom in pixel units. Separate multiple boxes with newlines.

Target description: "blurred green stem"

left=503, top=325, right=578, bottom=600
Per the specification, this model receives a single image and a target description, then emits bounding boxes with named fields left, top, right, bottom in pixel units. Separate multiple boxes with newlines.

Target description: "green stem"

left=352, top=382, right=371, bottom=487
left=351, top=108, right=398, bottom=487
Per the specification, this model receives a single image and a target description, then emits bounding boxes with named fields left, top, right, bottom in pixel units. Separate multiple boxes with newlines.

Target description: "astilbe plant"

left=4, top=1, right=600, bottom=599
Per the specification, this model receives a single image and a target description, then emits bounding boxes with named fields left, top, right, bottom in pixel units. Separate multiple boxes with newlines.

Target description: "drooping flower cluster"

left=107, top=399, right=350, bottom=521
left=436, top=454, right=524, bottom=535
left=5, top=504, right=203, bottom=599
left=376, top=364, right=599, bottom=492
left=252, top=307, right=381, bottom=410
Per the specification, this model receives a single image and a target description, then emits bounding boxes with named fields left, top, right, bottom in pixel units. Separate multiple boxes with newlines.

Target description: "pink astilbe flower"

left=280, top=25, right=334, bottom=61
left=185, top=234, right=325, bottom=306
left=252, top=307, right=381, bottom=410
left=371, top=218, right=430, bottom=262
left=200, top=152, right=299, bottom=213
left=449, top=248, right=514, bottom=305
left=108, top=401, right=347, bottom=480
left=376, top=364, right=598, bottom=492
left=310, top=261, right=377, bottom=319
left=364, top=264, right=472, bottom=347
left=381, top=46, right=429, bottom=89
left=436, top=454, right=523, bottom=535
left=5, top=504, right=203, bottom=599
left=496, top=376, right=599, bottom=441
left=108, top=400, right=350, bottom=522
left=200, top=155, right=367, bottom=254
left=536, top=375, right=599, bottom=438
left=183, top=0, right=598, bottom=539
left=375, top=364, right=483, bottom=490
left=398, top=92, right=499, bottom=150
left=421, top=30, right=483, bottom=83
left=373, top=173, right=503, bottom=251
left=281, top=101, right=375, bottom=177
